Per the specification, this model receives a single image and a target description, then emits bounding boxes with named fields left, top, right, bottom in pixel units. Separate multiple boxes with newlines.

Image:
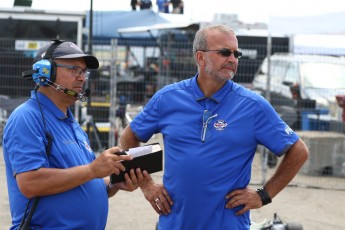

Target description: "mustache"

left=223, top=62, right=236, bottom=69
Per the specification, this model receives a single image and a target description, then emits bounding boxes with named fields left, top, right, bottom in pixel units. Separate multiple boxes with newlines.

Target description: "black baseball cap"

left=33, top=40, right=99, bottom=69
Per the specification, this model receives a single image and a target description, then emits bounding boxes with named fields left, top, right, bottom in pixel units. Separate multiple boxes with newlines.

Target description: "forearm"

left=17, top=165, right=95, bottom=198
left=264, top=139, right=309, bottom=198
left=120, top=125, right=140, bottom=150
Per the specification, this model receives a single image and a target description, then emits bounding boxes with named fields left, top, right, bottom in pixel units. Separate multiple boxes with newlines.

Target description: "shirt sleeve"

left=130, top=93, right=161, bottom=142
left=254, top=96, right=299, bottom=156
left=5, top=108, right=49, bottom=177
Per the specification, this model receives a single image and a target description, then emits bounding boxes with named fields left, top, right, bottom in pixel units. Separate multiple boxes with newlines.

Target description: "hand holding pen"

left=89, top=147, right=133, bottom=179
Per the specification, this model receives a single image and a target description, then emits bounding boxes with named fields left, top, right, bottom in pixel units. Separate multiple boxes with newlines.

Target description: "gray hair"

left=192, top=24, right=235, bottom=66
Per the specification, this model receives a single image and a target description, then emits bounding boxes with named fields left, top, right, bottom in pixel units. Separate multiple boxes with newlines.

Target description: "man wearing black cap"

left=2, top=40, right=144, bottom=229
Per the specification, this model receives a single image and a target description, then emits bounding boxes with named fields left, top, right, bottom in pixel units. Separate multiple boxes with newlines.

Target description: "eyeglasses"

left=198, top=48, right=242, bottom=59
left=55, top=63, right=90, bottom=79
left=201, top=110, right=218, bottom=143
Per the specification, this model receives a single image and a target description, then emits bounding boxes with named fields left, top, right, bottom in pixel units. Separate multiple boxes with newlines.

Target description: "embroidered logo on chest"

left=213, top=120, right=228, bottom=131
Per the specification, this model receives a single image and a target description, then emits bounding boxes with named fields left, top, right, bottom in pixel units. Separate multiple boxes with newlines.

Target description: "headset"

left=22, top=39, right=90, bottom=102
left=22, top=39, right=64, bottom=86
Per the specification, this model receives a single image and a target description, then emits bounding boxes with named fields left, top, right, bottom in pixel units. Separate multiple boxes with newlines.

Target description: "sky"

left=1, top=0, right=345, bottom=24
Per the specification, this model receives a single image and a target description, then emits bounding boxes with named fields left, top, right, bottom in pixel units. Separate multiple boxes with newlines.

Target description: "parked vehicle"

left=253, top=53, right=345, bottom=130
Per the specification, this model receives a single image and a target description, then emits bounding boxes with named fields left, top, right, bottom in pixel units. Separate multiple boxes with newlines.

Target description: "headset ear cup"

left=30, top=40, right=64, bottom=86
left=32, top=59, right=52, bottom=86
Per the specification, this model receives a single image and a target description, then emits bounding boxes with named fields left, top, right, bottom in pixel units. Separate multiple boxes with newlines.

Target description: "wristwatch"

left=256, top=187, right=272, bottom=206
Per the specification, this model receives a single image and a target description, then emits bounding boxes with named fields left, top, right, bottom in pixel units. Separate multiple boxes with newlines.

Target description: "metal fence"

left=1, top=36, right=345, bottom=190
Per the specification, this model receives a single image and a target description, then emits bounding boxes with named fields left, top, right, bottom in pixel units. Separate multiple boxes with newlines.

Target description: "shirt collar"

left=30, top=90, right=72, bottom=120
left=192, top=74, right=234, bottom=103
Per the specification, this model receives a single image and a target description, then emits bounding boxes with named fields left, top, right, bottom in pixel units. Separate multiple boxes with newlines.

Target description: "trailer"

left=0, top=7, right=85, bottom=97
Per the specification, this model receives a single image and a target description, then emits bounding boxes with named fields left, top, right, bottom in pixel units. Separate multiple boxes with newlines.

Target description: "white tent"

left=269, top=11, right=345, bottom=55
left=269, top=11, right=345, bottom=35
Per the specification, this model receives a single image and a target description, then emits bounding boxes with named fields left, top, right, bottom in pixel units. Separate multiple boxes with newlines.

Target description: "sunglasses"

left=199, top=48, right=242, bottom=59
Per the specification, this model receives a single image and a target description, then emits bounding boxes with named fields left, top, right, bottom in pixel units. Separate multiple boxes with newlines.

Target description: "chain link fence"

left=1, top=35, right=345, bottom=190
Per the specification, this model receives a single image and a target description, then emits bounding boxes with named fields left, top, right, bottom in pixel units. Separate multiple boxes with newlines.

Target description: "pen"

left=115, top=151, right=127, bottom=156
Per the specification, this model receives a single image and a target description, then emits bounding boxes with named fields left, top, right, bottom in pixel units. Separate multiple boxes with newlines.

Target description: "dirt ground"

left=1, top=144, right=345, bottom=230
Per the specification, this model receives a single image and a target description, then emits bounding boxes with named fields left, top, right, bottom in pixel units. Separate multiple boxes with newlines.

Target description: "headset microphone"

left=58, top=85, right=90, bottom=102
left=45, top=80, right=90, bottom=102
left=77, top=89, right=91, bottom=102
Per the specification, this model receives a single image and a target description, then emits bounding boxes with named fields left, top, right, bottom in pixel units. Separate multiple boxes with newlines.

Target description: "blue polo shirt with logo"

left=130, top=75, right=299, bottom=230
left=3, top=91, right=108, bottom=230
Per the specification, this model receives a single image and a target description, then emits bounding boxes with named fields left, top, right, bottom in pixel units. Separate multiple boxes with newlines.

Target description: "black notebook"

left=110, top=143, right=163, bottom=184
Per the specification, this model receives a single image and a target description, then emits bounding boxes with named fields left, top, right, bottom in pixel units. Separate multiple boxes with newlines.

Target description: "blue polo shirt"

left=3, top=91, right=108, bottom=230
left=130, top=75, right=299, bottom=230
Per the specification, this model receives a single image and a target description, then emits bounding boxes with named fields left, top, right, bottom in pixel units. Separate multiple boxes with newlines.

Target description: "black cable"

left=20, top=198, right=40, bottom=230
left=18, top=199, right=31, bottom=229
left=18, top=86, right=54, bottom=230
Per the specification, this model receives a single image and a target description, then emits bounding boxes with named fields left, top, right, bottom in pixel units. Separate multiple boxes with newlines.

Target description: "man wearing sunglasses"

left=121, top=24, right=309, bottom=229
left=3, top=40, right=145, bottom=229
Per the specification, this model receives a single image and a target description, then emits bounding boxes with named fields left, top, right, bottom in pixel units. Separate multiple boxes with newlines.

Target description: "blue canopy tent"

left=85, top=10, right=170, bottom=46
